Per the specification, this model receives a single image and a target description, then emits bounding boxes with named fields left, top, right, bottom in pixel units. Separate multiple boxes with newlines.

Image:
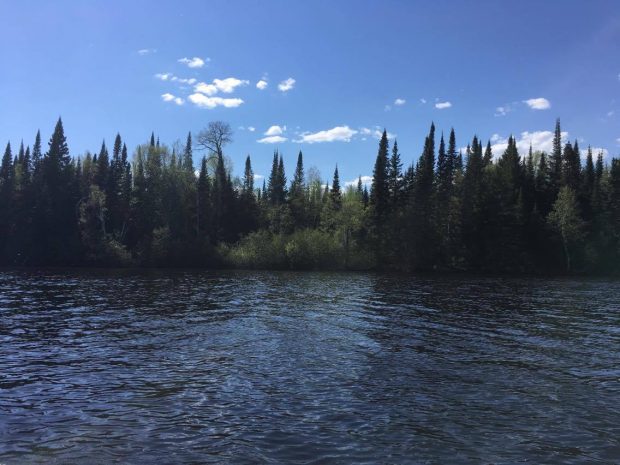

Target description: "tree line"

left=1, top=118, right=619, bottom=273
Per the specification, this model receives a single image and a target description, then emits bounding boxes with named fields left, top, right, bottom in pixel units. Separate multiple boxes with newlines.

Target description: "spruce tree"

left=563, top=140, right=581, bottom=191
left=550, top=118, right=563, bottom=196
left=183, top=132, right=193, bottom=172
left=330, top=165, right=342, bottom=209
left=370, top=129, right=389, bottom=218
left=388, top=139, right=403, bottom=206
left=289, top=151, right=306, bottom=227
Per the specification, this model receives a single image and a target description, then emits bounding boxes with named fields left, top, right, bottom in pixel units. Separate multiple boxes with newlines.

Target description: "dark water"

left=1, top=270, right=619, bottom=464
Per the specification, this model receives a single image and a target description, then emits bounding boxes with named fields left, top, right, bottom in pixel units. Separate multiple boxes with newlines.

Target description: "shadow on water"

left=1, top=269, right=619, bottom=464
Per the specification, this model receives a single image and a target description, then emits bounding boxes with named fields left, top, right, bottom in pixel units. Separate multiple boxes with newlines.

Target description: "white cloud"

left=345, top=175, right=373, bottom=188
left=161, top=93, right=184, bottom=105
left=278, top=77, right=296, bottom=92
left=420, top=98, right=427, bottom=104
left=156, top=73, right=197, bottom=85
left=616, top=137, right=620, bottom=145
left=264, top=125, right=286, bottom=136
left=524, top=97, right=551, bottom=110
left=178, top=56, right=208, bottom=68
left=248, top=126, right=256, bottom=132
left=580, top=147, right=609, bottom=160
left=172, top=76, right=197, bottom=85
left=256, top=79, right=268, bottom=90
left=435, top=101, right=452, bottom=109
left=486, top=130, right=568, bottom=158
left=213, top=77, right=249, bottom=93
left=359, top=127, right=396, bottom=140
left=607, top=110, right=615, bottom=117
left=194, top=82, right=218, bottom=96
left=296, top=126, right=358, bottom=144
left=394, top=98, right=406, bottom=106
left=254, top=174, right=264, bottom=180
left=194, top=78, right=249, bottom=96
left=257, top=135, right=287, bottom=144
left=188, top=93, right=244, bottom=109
left=138, top=48, right=156, bottom=55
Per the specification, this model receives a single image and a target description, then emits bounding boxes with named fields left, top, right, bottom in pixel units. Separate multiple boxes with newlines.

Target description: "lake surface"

left=1, top=270, right=619, bottom=464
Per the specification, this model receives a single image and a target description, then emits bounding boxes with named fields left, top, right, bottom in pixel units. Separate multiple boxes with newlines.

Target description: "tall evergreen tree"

left=563, top=140, right=581, bottom=191
left=388, top=139, right=403, bottom=206
left=330, top=165, right=342, bottom=209
left=370, top=129, right=390, bottom=219
left=183, top=132, right=193, bottom=172
left=550, top=118, right=563, bottom=196
left=289, top=151, right=307, bottom=227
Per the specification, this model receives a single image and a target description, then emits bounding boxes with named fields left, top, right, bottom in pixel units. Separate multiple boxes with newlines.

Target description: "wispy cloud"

left=256, top=79, right=268, bottom=90
left=359, top=127, right=396, bottom=140
left=161, top=93, right=184, bottom=105
left=188, top=94, right=243, bottom=109
left=138, top=48, right=156, bottom=55
left=257, top=135, right=287, bottom=144
left=248, top=126, right=256, bottom=132
left=420, top=98, right=427, bottom=104
left=178, top=56, right=209, bottom=68
left=616, top=137, right=620, bottom=145
left=155, top=73, right=197, bottom=85
left=345, top=175, right=372, bottom=188
left=494, top=103, right=517, bottom=117
left=278, top=77, right=296, bottom=92
left=394, top=98, right=406, bottom=106
left=524, top=97, right=551, bottom=110
left=435, top=101, right=452, bottom=109
left=296, top=126, right=357, bottom=143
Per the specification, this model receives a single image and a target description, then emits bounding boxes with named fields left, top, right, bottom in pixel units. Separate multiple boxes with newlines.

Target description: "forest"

left=0, top=118, right=619, bottom=273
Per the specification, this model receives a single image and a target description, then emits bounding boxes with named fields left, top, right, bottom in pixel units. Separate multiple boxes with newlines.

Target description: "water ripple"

left=0, top=270, right=619, bottom=464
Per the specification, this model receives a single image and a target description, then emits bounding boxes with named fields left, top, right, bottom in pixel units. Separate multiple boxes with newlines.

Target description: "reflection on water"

left=1, top=270, right=619, bottom=464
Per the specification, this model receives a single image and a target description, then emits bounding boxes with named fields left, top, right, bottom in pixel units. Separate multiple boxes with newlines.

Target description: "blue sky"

left=1, top=0, right=619, bottom=185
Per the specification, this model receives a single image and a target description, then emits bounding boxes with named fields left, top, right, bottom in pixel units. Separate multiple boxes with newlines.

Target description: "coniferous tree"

left=563, top=140, right=581, bottom=191
left=183, top=132, right=193, bottom=173
left=370, top=130, right=389, bottom=219
left=388, top=140, right=403, bottom=207
left=289, top=151, right=307, bottom=227
left=550, top=118, right=563, bottom=197
left=330, top=165, right=342, bottom=209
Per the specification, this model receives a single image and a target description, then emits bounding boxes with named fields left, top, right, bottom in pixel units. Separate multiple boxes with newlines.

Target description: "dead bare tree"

left=196, top=121, right=233, bottom=159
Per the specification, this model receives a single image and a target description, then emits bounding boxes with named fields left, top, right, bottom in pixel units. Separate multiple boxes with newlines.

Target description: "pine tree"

left=267, top=151, right=281, bottom=205
left=183, top=132, right=193, bottom=173
left=95, top=140, right=109, bottom=190
left=550, top=118, right=563, bottom=196
left=39, top=118, right=80, bottom=263
left=388, top=139, right=403, bottom=206
left=483, top=140, right=493, bottom=166
left=563, top=140, right=581, bottom=191
left=289, top=151, right=307, bottom=227
left=330, top=165, right=342, bottom=209
left=370, top=129, right=389, bottom=218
